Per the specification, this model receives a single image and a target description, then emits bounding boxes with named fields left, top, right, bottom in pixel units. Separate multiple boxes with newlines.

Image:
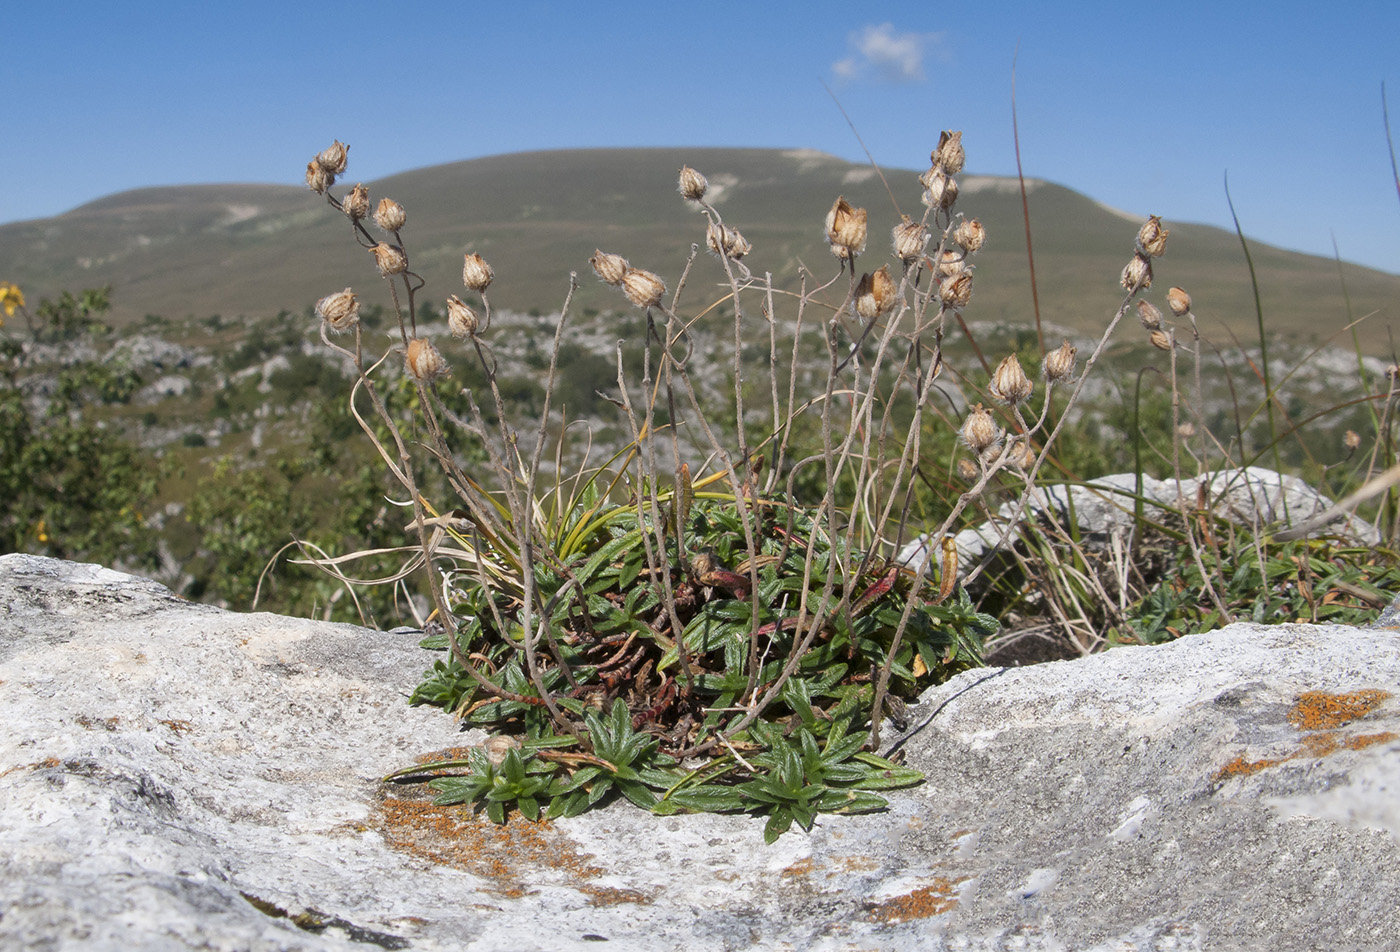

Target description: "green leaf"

left=664, top=785, right=747, bottom=813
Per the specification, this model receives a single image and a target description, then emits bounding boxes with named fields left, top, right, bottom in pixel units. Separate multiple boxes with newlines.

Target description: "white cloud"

left=833, top=23, right=944, bottom=83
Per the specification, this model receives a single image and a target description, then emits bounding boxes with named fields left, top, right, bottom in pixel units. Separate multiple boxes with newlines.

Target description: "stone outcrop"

left=2, top=554, right=1398, bottom=950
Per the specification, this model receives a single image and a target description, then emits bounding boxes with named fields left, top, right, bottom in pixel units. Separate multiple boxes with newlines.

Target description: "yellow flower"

left=0, top=281, right=25, bottom=318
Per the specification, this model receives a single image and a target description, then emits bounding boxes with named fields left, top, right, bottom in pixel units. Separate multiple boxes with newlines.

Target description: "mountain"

left=3, top=147, right=1398, bottom=350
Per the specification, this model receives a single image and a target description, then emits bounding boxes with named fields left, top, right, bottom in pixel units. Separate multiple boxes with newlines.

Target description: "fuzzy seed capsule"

left=621, top=267, right=666, bottom=308
left=939, top=270, right=974, bottom=309
left=960, top=403, right=1001, bottom=453
left=932, top=130, right=965, bottom=175
left=1137, top=300, right=1163, bottom=331
left=374, top=198, right=406, bottom=233
left=1043, top=339, right=1078, bottom=383
left=854, top=266, right=898, bottom=320
left=316, top=140, right=348, bottom=175
left=953, top=218, right=986, bottom=254
left=462, top=253, right=494, bottom=293
left=343, top=183, right=370, bottom=220
left=678, top=165, right=708, bottom=202
left=956, top=457, right=979, bottom=481
left=305, top=160, right=333, bottom=195
left=936, top=250, right=967, bottom=279
left=371, top=242, right=407, bottom=276
left=1149, top=329, right=1173, bottom=351
left=446, top=295, right=479, bottom=339
left=1167, top=286, right=1192, bottom=317
left=705, top=222, right=752, bottom=260
left=1121, top=253, right=1153, bottom=293
left=920, top=169, right=958, bottom=211
left=825, top=196, right=868, bottom=259
left=1344, top=429, right=1361, bottom=451
left=404, top=338, right=449, bottom=381
left=989, top=354, right=1033, bottom=406
left=892, top=216, right=929, bottom=262
left=1137, top=216, right=1169, bottom=257
left=590, top=249, right=629, bottom=286
left=315, top=288, right=359, bottom=333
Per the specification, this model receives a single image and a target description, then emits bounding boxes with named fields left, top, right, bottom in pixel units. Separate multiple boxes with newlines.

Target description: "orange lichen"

left=1213, top=754, right=1287, bottom=781
left=782, top=858, right=816, bottom=878
left=372, top=786, right=601, bottom=896
left=577, top=884, right=653, bottom=906
left=1287, top=690, right=1390, bottom=731
left=865, top=878, right=964, bottom=923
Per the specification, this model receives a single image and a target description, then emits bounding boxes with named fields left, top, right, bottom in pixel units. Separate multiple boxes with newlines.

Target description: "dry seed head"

left=939, top=270, right=974, bottom=309
left=989, top=354, right=1033, bottom=406
left=1344, top=429, right=1361, bottom=451
left=1177, top=422, right=1196, bottom=439
left=371, top=242, right=407, bottom=276
left=855, top=266, right=898, bottom=320
left=374, top=197, right=406, bottom=233
left=482, top=734, right=520, bottom=768
left=932, top=130, right=965, bottom=175
left=316, top=140, right=348, bottom=175
left=936, top=249, right=967, bottom=278
left=1044, top=339, right=1078, bottom=383
left=462, top=253, right=494, bottom=292
left=446, top=295, right=479, bottom=339
left=892, top=216, right=930, bottom=262
left=343, top=183, right=370, bottom=220
left=1149, top=329, right=1173, bottom=351
left=1137, top=216, right=1169, bottom=257
left=920, top=169, right=958, bottom=211
left=305, top=160, right=333, bottom=195
left=961, top=403, right=1001, bottom=453
left=404, top=337, right=449, bottom=381
left=678, top=165, right=708, bottom=202
left=1009, top=441, right=1037, bottom=470
left=705, top=222, right=751, bottom=260
left=1137, top=300, right=1163, bottom=331
left=953, top=218, right=986, bottom=254
left=621, top=267, right=666, bottom=308
left=1121, top=253, right=1153, bottom=292
left=590, top=249, right=629, bottom=286
left=1167, top=286, right=1192, bottom=317
left=825, top=196, right=868, bottom=259
left=956, top=457, right=979, bottom=481
left=315, top=288, right=359, bottom=333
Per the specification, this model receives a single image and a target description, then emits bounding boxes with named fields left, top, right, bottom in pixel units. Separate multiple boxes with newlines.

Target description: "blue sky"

left=4, top=1, right=1399, bottom=274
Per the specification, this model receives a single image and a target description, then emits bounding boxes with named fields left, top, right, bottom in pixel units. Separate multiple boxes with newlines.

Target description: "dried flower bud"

left=1043, top=339, right=1078, bottom=383
left=590, top=249, right=629, bottom=286
left=374, top=197, right=406, bottom=233
left=936, top=250, right=967, bottom=278
left=316, top=140, right=348, bottom=175
left=953, top=218, right=986, bottom=254
left=932, top=130, right=965, bottom=175
left=892, top=216, right=929, bottom=262
left=1177, top=422, right=1196, bottom=439
left=462, top=253, right=494, bottom=292
left=371, top=242, right=407, bottom=276
left=1136, top=300, right=1163, bottom=331
left=621, top=267, right=666, bottom=308
left=956, top=457, right=979, bottom=481
left=678, top=165, right=708, bottom=202
left=305, top=160, right=333, bottom=195
left=705, top=222, right=751, bottom=259
left=315, top=288, right=359, bottom=333
left=825, top=196, right=868, bottom=259
left=1167, top=286, right=1192, bottom=317
left=1121, top=253, right=1153, bottom=292
left=343, top=183, right=370, bottom=220
left=1137, top=216, right=1169, bottom=257
left=939, top=270, right=974, bottom=309
left=404, top=337, right=449, bottom=381
left=446, top=294, right=479, bottom=339
left=960, top=403, right=1001, bottom=453
left=482, top=734, right=520, bottom=768
left=1149, top=329, right=1173, bottom=351
left=989, top=354, right=1033, bottom=406
left=1344, top=429, right=1361, bottom=451
left=921, top=169, right=959, bottom=211
left=1009, top=441, right=1037, bottom=470
left=854, top=266, right=897, bottom=320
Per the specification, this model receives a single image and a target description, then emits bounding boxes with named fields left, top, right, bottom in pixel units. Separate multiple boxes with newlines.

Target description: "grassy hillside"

left=4, top=147, right=1398, bottom=351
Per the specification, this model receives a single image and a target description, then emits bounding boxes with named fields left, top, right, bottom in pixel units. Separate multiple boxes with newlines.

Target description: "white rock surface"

left=2, top=554, right=1399, bottom=950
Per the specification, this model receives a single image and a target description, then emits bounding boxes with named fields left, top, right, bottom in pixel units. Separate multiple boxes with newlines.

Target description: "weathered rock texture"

left=2, top=554, right=1398, bottom=950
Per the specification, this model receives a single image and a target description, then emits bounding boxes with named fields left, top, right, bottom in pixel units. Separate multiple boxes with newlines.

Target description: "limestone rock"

left=2, top=554, right=1398, bottom=950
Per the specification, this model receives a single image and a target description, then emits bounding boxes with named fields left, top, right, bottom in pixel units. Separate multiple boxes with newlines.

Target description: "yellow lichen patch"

left=577, top=884, right=653, bottom=906
left=1287, top=690, right=1391, bottom=731
left=1213, top=754, right=1288, bottom=782
left=782, top=857, right=816, bottom=878
left=1347, top=731, right=1399, bottom=751
left=865, top=877, right=964, bottom=923
left=371, top=785, right=602, bottom=896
